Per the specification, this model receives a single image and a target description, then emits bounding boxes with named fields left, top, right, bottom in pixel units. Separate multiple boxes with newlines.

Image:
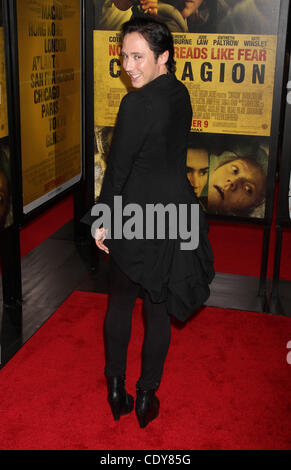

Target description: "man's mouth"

left=214, top=185, right=224, bottom=200
left=128, top=73, right=141, bottom=80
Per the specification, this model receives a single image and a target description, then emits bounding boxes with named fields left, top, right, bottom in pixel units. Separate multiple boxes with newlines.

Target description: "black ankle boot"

left=107, top=376, right=134, bottom=421
left=135, top=386, right=160, bottom=428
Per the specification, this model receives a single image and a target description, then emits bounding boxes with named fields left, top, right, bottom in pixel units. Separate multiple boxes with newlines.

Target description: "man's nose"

left=224, top=179, right=237, bottom=191
left=123, top=57, right=133, bottom=71
left=192, top=173, right=199, bottom=188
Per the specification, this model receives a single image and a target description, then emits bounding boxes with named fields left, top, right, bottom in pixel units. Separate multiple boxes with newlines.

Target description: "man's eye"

left=231, top=165, right=239, bottom=175
left=186, top=166, right=193, bottom=173
left=134, top=55, right=142, bottom=60
left=244, top=184, right=253, bottom=195
left=199, top=169, right=209, bottom=176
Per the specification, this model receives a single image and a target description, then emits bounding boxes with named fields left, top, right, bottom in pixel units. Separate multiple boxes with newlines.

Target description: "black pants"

left=104, top=258, right=171, bottom=390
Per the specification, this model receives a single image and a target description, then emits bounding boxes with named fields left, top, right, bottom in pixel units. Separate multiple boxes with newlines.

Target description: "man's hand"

left=95, top=227, right=109, bottom=255
left=113, top=0, right=158, bottom=16
left=140, top=0, right=158, bottom=16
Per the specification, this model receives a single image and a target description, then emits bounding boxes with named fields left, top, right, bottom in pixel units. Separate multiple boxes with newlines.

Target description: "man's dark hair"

left=121, top=17, right=176, bottom=74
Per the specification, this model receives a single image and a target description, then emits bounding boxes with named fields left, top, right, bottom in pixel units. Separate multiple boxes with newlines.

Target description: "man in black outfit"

left=92, top=17, right=214, bottom=428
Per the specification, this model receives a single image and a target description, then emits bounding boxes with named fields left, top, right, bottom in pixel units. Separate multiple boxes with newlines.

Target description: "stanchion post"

left=1, top=225, right=22, bottom=309
left=269, top=224, right=283, bottom=304
left=73, top=182, right=88, bottom=244
left=258, top=225, right=271, bottom=302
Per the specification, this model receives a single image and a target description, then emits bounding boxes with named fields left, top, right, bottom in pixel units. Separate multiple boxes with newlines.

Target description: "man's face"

left=121, top=32, right=167, bottom=88
left=0, top=171, right=9, bottom=229
left=186, top=148, right=209, bottom=197
left=207, top=158, right=265, bottom=214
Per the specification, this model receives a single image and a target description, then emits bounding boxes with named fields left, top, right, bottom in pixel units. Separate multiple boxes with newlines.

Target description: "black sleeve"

left=97, top=91, right=152, bottom=210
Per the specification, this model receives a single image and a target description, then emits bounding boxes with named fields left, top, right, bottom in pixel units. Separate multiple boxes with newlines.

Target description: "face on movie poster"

left=93, top=1, right=281, bottom=219
left=0, top=3, right=13, bottom=231
left=186, top=133, right=268, bottom=218
left=94, top=125, right=114, bottom=197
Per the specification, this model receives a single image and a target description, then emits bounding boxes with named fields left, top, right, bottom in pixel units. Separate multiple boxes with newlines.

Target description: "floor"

left=0, top=220, right=290, bottom=369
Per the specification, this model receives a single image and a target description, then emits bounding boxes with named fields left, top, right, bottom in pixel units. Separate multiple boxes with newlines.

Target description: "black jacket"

left=83, top=73, right=214, bottom=321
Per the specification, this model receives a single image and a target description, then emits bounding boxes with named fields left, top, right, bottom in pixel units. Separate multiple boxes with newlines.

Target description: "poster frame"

left=74, top=2, right=291, bottom=317
left=0, top=0, right=22, bottom=308
left=261, top=0, right=290, bottom=225
left=6, top=0, right=84, bottom=224
left=256, top=0, right=290, bottom=296
left=275, top=59, right=291, bottom=227
left=86, top=1, right=289, bottom=228
left=84, top=1, right=291, bottom=308
left=1, top=0, right=22, bottom=228
left=205, top=0, right=289, bottom=226
left=269, top=26, right=291, bottom=307
left=83, top=0, right=94, bottom=210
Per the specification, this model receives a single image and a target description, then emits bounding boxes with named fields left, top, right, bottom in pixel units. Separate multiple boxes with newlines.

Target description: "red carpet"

left=0, top=291, right=291, bottom=450
left=20, top=195, right=73, bottom=258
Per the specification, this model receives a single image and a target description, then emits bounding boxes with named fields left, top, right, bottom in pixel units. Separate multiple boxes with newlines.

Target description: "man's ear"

left=158, top=50, right=169, bottom=66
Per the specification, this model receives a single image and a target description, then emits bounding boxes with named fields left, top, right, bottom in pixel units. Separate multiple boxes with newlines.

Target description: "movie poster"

left=277, top=60, right=291, bottom=225
left=93, top=0, right=281, bottom=219
left=17, top=0, right=82, bottom=213
left=0, top=4, right=13, bottom=230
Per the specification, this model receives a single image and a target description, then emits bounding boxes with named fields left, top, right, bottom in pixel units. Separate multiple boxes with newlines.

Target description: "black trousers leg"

left=104, top=258, right=140, bottom=377
left=104, top=258, right=171, bottom=389
left=137, top=292, right=171, bottom=390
